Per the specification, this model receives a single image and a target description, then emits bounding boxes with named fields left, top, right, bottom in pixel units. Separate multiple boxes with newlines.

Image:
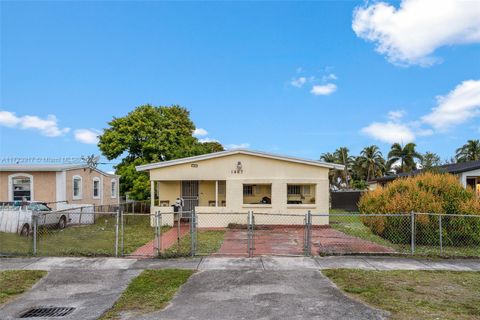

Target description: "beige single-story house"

left=136, top=149, right=344, bottom=227
left=0, top=164, right=120, bottom=210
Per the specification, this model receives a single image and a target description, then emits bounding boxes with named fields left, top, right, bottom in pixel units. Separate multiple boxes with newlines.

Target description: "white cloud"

left=352, top=0, right=480, bottom=66
left=0, top=111, right=69, bottom=137
left=362, top=121, right=415, bottom=144
left=193, top=128, right=208, bottom=136
left=0, top=111, right=20, bottom=127
left=291, top=77, right=307, bottom=88
left=387, top=110, right=406, bottom=121
left=311, top=83, right=337, bottom=96
left=422, top=80, right=480, bottom=131
left=74, top=129, right=100, bottom=144
left=322, top=73, right=338, bottom=81
left=198, top=137, right=219, bottom=143
left=361, top=80, right=480, bottom=144
left=225, top=143, right=250, bottom=150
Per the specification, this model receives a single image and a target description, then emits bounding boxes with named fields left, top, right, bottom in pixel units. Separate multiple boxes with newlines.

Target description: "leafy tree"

left=420, top=151, right=441, bottom=171
left=387, top=142, right=423, bottom=173
left=351, top=179, right=368, bottom=190
left=356, top=145, right=385, bottom=181
left=456, top=139, right=480, bottom=162
left=99, top=104, right=223, bottom=200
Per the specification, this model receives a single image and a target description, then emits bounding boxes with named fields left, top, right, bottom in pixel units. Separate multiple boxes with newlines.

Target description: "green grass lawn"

left=328, top=211, right=480, bottom=257
left=161, top=230, right=225, bottom=258
left=101, top=269, right=193, bottom=319
left=0, top=232, right=33, bottom=255
left=0, top=215, right=169, bottom=257
left=0, top=270, right=47, bottom=305
left=323, top=269, right=480, bottom=320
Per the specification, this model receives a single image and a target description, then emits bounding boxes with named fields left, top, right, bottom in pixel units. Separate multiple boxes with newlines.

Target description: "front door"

left=181, top=180, right=199, bottom=213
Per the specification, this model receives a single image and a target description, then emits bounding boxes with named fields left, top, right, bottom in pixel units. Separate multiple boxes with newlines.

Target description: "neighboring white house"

left=136, top=149, right=344, bottom=227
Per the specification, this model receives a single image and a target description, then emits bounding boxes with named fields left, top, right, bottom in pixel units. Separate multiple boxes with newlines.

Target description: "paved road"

left=137, top=269, right=387, bottom=320
left=0, top=268, right=140, bottom=320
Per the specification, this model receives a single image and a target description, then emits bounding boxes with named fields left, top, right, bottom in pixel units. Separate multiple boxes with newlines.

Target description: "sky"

left=1, top=0, right=479, bottom=172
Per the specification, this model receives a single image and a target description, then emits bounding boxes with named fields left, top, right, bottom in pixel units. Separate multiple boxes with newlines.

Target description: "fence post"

left=115, top=209, right=119, bottom=257
left=410, top=211, right=415, bottom=255
left=439, top=214, right=443, bottom=255
left=120, top=207, right=124, bottom=256
left=156, top=211, right=162, bottom=256
left=33, top=214, right=37, bottom=256
left=304, top=210, right=312, bottom=256
left=190, top=209, right=196, bottom=257
left=247, top=210, right=254, bottom=257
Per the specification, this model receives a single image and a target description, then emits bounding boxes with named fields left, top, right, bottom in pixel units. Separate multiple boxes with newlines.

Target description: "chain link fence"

left=1, top=205, right=479, bottom=258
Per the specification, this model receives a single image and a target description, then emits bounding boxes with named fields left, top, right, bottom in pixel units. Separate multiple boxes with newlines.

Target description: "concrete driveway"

left=0, top=268, right=140, bottom=320
left=137, top=269, right=388, bottom=320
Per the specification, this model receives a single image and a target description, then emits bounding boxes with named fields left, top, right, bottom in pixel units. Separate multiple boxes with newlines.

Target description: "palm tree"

left=455, top=140, right=480, bottom=162
left=320, top=152, right=340, bottom=186
left=387, top=143, right=423, bottom=173
left=334, top=147, right=355, bottom=185
left=357, top=145, right=385, bottom=181
left=320, top=152, right=336, bottom=163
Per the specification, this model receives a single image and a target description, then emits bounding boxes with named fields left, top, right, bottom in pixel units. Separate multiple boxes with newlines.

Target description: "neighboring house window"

left=111, top=179, right=117, bottom=198
left=11, top=175, right=33, bottom=201
left=93, top=178, right=100, bottom=199
left=73, top=176, right=83, bottom=199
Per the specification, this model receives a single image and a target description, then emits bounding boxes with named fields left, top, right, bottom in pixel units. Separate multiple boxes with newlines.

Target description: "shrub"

left=358, top=173, right=480, bottom=245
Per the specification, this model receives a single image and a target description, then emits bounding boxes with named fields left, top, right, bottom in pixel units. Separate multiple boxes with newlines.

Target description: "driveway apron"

left=138, top=269, right=388, bottom=320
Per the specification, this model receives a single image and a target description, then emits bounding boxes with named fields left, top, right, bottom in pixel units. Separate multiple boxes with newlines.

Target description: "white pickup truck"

left=0, top=202, right=68, bottom=236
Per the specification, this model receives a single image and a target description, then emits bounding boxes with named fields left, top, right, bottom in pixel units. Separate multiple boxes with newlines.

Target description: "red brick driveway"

left=215, top=226, right=395, bottom=256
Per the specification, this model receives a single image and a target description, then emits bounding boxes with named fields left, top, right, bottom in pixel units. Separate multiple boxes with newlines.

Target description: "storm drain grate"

left=19, top=307, right=75, bottom=318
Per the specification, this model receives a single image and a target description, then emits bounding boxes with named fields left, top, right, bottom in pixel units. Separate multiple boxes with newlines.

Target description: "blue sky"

left=1, top=0, right=479, bottom=172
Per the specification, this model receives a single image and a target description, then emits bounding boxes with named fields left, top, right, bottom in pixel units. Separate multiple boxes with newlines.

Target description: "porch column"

left=215, top=180, right=219, bottom=207
left=150, top=180, right=155, bottom=207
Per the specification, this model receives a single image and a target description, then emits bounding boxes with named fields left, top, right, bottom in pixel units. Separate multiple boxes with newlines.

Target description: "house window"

left=287, top=185, right=301, bottom=195
left=93, top=178, right=100, bottom=199
left=243, top=185, right=253, bottom=196
left=466, top=178, right=476, bottom=189
left=243, top=184, right=272, bottom=205
left=287, top=184, right=316, bottom=204
left=12, top=176, right=32, bottom=201
left=73, top=176, right=82, bottom=199
left=111, top=180, right=117, bottom=198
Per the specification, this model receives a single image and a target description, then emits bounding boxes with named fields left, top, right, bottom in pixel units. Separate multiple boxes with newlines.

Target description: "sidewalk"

left=2, top=256, right=480, bottom=271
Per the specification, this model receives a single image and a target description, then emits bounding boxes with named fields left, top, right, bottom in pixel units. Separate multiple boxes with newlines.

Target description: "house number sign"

left=231, top=161, right=243, bottom=174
